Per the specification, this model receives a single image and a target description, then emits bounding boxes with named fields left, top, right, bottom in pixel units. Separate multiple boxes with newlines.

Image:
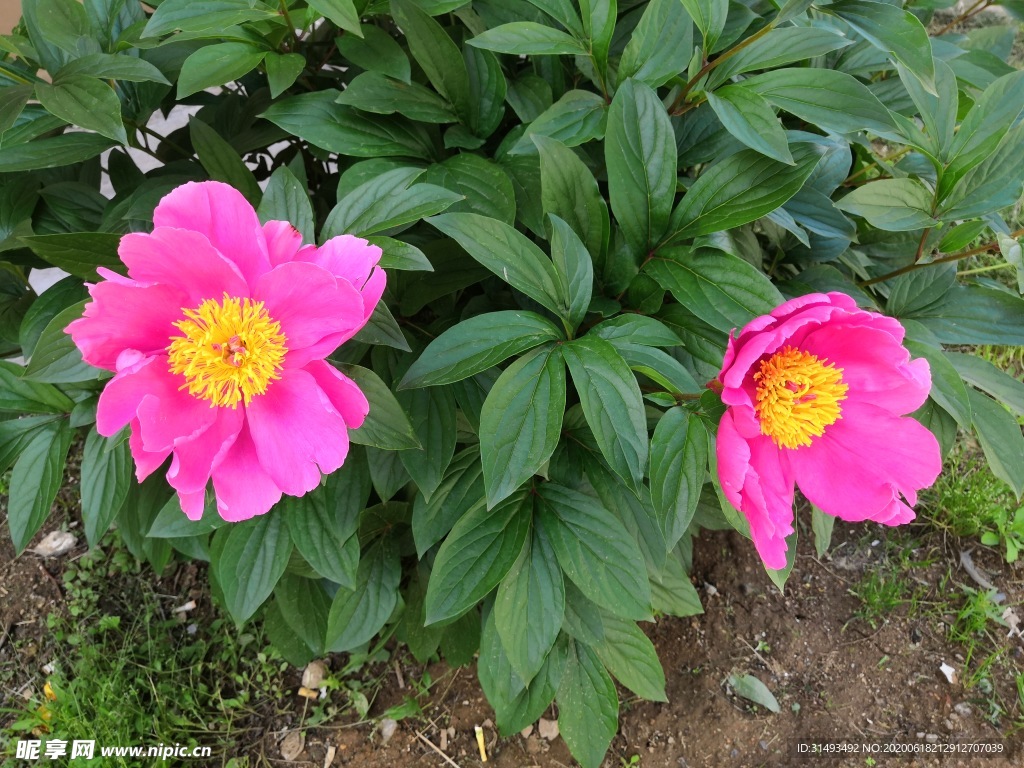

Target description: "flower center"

left=167, top=294, right=287, bottom=408
left=753, top=346, right=848, bottom=449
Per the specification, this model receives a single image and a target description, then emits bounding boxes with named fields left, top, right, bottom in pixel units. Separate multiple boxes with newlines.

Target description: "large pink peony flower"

left=715, top=292, right=942, bottom=569
left=67, top=181, right=385, bottom=522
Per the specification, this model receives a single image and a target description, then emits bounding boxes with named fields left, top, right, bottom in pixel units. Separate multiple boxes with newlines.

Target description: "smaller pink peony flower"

left=715, top=292, right=942, bottom=569
left=67, top=181, right=385, bottom=522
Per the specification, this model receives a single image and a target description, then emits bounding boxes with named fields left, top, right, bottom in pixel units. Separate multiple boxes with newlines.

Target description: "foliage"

left=2, top=1, right=1024, bottom=765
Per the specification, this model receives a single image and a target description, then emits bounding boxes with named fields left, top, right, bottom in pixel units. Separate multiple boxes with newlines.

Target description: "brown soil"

left=3, top=510, right=1022, bottom=768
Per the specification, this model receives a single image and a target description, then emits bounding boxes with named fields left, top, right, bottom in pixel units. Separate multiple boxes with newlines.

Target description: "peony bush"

left=2, top=0, right=1024, bottom=765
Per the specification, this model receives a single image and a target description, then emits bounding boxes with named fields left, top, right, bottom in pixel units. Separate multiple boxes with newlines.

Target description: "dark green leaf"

left=326, top=168, right=462, bottom=238
left=535, top=135, right=608, bottom=264
left=341, top=364, right=421, bottom=449
left=968, top=389, right=1024, bottom=499
left=336, top=72, right=458, bottom=123
left=948, top=351, right=1024, bottom=417
left=470, top=22, right=588, bottom=55
left=425, top=491, right=531, bottom=624
left=538, top=483, right=652, bottom=621
left=307, top=0, right=362, bottom=34
left=336, top=24, right=411, bottom=82
left=419, top=154, right=517, bottom=225
left=594, top=613, right=666, bottom=702
left=143, top=0, right=277, bottom=37
left=650, top=407, right=708, bottom=551
left=189, top=117, right=261, bottom=205
left=562, top=336, right=647, bottom=490
left=264, top=52, right=306, bottom=98
left=56, top=53, right=170, bottom=85
left=835, top=179, right=937, bottom=231
left=557, top=640, right=618, bottom=768
left=907, top=285, right=1024, bottom=346
left=549, top=215, right=594, bottom=329
left=0, top=133, right=117, bottom=173
left=728, top=673, right=780, bottom=713
left=479, top=346, right=566, bottom=507
left=176, top=43, right=268, bottom=99
left=605, top=79, right=676, bottom=254
left=495, top=523, right=564, bottom=684
left=707, top=28, right=853, bottom=89
left=412, top=448, right=484, bottom=556
left=510, top=90, right=608, bottom=154
left=367, top=237, right=434, bottom=272
left=216, top=513, right=293, bottom=624
left=397, top=386, right=458, bottom=499
left=401, top=311, right=562, bottom=388
left=20, top=233, right=123, bottom=281
left=24, top=301, right=104, bottom=384
left=274, top=574, right=331, bottom=656
left=706, top=85, right=793, bottom=164
left=326, top=538, right=401, bottom=650
left=618, top=0, right=692, bottom=88
left=81, top=428, right=132, bottom=548
left=0, top=361, right=74, bottom=414
left=7, top=419, right=72, bottom=554
left=903, top=342, right=972, bottom=429
left=257, top=166, right=315, bottom=244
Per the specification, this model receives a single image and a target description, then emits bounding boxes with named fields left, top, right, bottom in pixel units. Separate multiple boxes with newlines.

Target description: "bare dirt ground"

left=3, top=509, right=1021, bottom=768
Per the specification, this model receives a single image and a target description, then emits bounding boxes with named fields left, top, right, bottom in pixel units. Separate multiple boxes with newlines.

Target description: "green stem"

left=957, top=263, right=1013, bottom=277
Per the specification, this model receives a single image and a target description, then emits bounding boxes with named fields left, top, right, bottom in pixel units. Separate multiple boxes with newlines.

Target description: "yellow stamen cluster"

left=167, top=294, right=287, bottom=408
left=753, top=346, right=848, bottom=449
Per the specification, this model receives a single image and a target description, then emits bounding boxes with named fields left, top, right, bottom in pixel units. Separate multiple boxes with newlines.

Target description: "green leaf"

left=579, top=0, right=615, bottom=72
left=425, top=491, right=531, bottom=624
left=968, top=389, right=1024, bottom=499
left=420, top=154, right=517, bottom=225
left=283, top=452, right=368, bottom=588
left=562, top=336, right=647, bottom=490
left=835, top=179, right=937, bottom=231
left=535, top=135, right=608, bottom=265
left=605, top=79, right=676, bottom=254
left=479, top=346, right=566, bottom=507
left=274, top=574, right=331, bottom=656
left=679, top=0, right=727, bottom=51
left=650, top=407, right=708, bottom=551
left=56, top=53, right=170, bottom=85
left=742, top=68, right=899, bottom=139
left=594, top=613, right=666, bottom=702
left=0, top=415, right=62, bottom=476
left=650, top=548, right=703, bottom=616
left=827, top=0, right=934, bottom=93
left=706, top=85, right=793, bottom=164
left=495, top=523, right=565, bottom=684
left=390, top=0, right=472, bottom=121
left=0, top=361, right=74, bottom=414
left=728, top=673, right=780, bottom=713
left=341, top=364, right=421, bottom=450
left=257, top=166, right=314, bottom=244
left=590, top=315, right=682, bottom=348
left=0, top=86, right=32, bottom=134
left=811, top=506, right=834, bottom=558
left=24, top=301, right=104, bottom=384
left=34, top=75, right=126, bottom=143
left=903, top=342, right=972, bottom=430
left=177, top=42, right=268, bottom=99
left=143, top=0, right=278, bottom=37
left=412, top=449, right=484, bottom=556
left=327, top=172, right=462, bottom=239
left=336, top=72, right=458, bottom=123
left=618, top=0, right=691, bottom=88
left=352, top=301, right=410, bottom=351
left=307, top=0, right=362, bottom=34
left=510, top=90, right=608, bottom=154
left=428, top=212, right=570, bottom=321
left=81, top=428, right=132, bottom=548
left=326, top=538, right=401, bottom=650
left=646, top=247, right=783, bottom=334
left=23, top=0, right=90, bottom=66
left=907, top=286, right=1024, bottom=346
left=261, top=91, right=435, bottom=159
left=19, top=232, right=123, bottom=281
left=397, top=386, right=458, bottom=499
left=368, top=237, right=433, bottom=272
left=470, top=22, right=588, bottom=55
left=264, top=52, right=306, bottom=98
left=464, top=44, right=506, bottom=139
left=189, top=117, right=260, bottom=205
left=7, top=419, right=72, bottom=554
left=0, top=133, right=117, bottom=173
left=548, top=215, right=594, bottom=329
left=556, top=640, right=618, bottom=768
left=667, top=145, right=822, bottom=241
left=147, top=494, right=226, bottom=539
left=478, top=608, right=568, bottom=736
left=336, top=24, right=411, bottom=82
left=216, top=513, right=293, bottom=624
left=538, top=483, right=652, bottom=621
left=706, top=27, right=853, bottom=89
left=947, top=352, right=1024, bottom=418
left=401, top=311, right=562, bottom=388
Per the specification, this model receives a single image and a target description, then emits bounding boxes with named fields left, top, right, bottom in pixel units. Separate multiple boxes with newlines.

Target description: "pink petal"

left=800, top=324, right=932, bottom=416
left=301, top=234, right=385, bottom=321
left=152, top=181, right=271, bottom=287
left=166, top=406, right=244, bottom=494
left=717, top=410, right=796, bottom=570
left=264, top=220, right=305, bottom=266
left=67, top=281, right=188, bottom=371
left=179, top=489, right=207, bottom=521
left=789, top=401, right=941, bottom=524
left=118, top=227, right=249, bottom=304
left=128, top=418, right=170, bottom=481
left=247, top=368, right=351, bottom=496
left=211, top=422, right=283, bottom=522
left=253, top=261, right=365, bottom=368
left=96, top=355, right=218, bottom=453
left=304, top=360, right=370, bottom=429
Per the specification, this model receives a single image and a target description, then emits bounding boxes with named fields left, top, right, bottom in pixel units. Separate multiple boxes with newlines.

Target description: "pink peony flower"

left=715, top=292, right=941, bottom=569
left=67, top=181, right=385, bottom=522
